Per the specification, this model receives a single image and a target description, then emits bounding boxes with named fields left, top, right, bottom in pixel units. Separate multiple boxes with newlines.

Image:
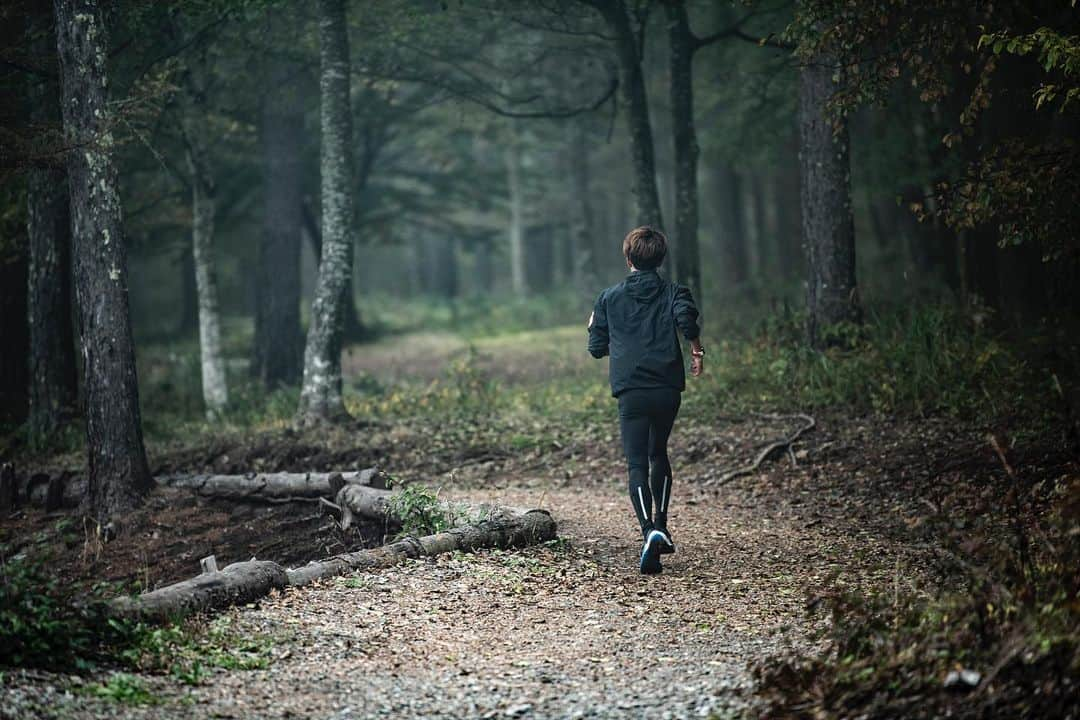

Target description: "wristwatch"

left=691, top=345, right=705, bottom=357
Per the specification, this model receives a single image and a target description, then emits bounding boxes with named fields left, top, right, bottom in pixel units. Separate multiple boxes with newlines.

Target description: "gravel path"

left=3, top=476, right=912, bottom=720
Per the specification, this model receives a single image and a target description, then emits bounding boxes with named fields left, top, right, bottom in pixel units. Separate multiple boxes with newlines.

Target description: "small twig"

left=318, top=497, right=342, bottom=516
left=709, top=414, right=816, bottom=485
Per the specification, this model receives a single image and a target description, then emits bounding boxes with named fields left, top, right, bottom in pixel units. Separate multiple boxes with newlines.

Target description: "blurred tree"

left=175, top=14, right=228, bottom=418
left=798, top=48, right=861, bottom=346
left=297, top=0, right=356, bottom=425
left=53, top=0, right=151, bottom=519
left=581, top=0, right=664, bottom=229
left=25, top=7, right=77, bottom=442
left=253, top=8, right=304, bottom=389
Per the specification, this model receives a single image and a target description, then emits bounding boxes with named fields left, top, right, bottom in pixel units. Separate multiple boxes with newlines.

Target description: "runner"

left=587, top=226, right=704, bottom=574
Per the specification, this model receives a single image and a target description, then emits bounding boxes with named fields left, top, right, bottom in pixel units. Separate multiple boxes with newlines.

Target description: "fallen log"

left=109, top=504, right=556, bottom=622
left=287, top=508, right=556, bottom=586
left=333, top=482, right=536, bottom=531
left=11, top=469, right=384, bottom=511
left=111, top=559, right=288, bottom=623
left=157, top=468, right=384, bottom=501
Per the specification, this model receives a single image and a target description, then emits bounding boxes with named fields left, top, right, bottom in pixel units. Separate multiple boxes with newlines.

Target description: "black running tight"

left=617, top=387, right=681, bottom=538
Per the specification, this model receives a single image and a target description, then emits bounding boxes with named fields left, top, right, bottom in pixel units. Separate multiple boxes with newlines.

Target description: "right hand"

left=690, top=355, right=703, bottom=377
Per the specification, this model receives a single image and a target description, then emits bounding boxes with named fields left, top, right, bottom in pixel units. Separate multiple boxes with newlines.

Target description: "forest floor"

left=2, top=325, right=1076, bottom=719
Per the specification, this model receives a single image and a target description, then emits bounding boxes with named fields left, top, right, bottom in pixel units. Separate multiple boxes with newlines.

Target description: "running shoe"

left=639, top=529, right=666, bottom=574
left=656, top=527, right=676, bottom=555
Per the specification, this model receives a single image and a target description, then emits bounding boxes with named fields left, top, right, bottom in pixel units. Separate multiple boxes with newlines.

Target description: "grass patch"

left=83, top=672, right=159, bottom=705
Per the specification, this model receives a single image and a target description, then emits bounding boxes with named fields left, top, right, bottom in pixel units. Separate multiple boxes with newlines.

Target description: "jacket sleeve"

left=587, top=291, right=609, bottom=358
left=673, top=284, right=701, bottom=340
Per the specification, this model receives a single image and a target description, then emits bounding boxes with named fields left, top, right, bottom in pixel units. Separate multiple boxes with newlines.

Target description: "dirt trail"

left=5, top=476, right=917, bottom=720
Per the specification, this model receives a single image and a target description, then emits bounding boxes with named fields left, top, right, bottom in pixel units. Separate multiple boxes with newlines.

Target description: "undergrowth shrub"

left=754, top=457, right=1080, bottom=718
left=386, top=484, right=453, bottom=538
left=692, top=304, right=1041, bottom=418
left=0, top=555, right=129, bottom=670
left=0, top=554, right=275, bottom=680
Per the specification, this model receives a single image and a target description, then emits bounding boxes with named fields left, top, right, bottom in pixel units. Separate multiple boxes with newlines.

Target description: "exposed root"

left=709, top=413, right=816, bottom=486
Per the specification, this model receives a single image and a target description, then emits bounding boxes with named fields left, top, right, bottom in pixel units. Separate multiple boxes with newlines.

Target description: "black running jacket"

left=587, top=269, right=701, bottom=397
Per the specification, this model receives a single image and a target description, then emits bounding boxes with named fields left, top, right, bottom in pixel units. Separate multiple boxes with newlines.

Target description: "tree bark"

left=799, top=56, right=861, bottom=346
left=26, top=12, right=78, bottom=443
left=180, top=51, right=228, bottom=418
left=588, top=0, right=663, bottom=229
left=301, top=198, right=364, bottom=340
left=505, top=129, right=528, bottom=297
left=297, top=0, right=356, bottom=425
left=663, top=0, right=700, bottom=298
left=54, top=0, right=152, bottom=520
left=253, top=42, right=303, bottom=388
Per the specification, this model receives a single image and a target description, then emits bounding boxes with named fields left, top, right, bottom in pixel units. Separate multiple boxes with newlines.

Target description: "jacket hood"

left=624, top=269, right=665, bottom=302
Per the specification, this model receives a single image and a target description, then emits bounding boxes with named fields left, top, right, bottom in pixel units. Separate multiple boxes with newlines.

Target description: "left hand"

left=690, top=354, right=703, bottom=377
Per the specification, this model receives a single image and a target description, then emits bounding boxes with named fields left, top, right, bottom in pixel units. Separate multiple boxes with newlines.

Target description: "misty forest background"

left=1, top=0, right=1079, bottom=718
left=3, top=0, right=1077, bottom=448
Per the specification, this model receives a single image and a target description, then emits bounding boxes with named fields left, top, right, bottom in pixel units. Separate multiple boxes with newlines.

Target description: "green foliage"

left=386, top=484, right=453, bottom=538
left=689, top=304, right=1039, bottom=418
left=84, top=673, right=159, bottom=705
left=980, top=26, right=1080, bottom=110
left=0, top=554, right=274, bottom=680
left=0, top=555, right=127, bottom=670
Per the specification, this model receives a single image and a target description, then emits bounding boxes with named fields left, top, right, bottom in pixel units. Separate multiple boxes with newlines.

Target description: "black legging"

left=617, top=387, right=681, bottom=538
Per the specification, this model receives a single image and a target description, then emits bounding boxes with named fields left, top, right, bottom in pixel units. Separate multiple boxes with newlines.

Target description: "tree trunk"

left=253, top=46, right=303, bottom=388
left=297, top=0, right=356, bottom=425
left=301, top=198, right=364, bottom=339
left=0, top=247, right=30, bottom=429
left=714, top=163, right=749, bottom=289
left=799, top=57, right=861, bottom=346
left=54, top=0, right=152, bottom=520
left=26, top=13, right=78, bottom=442
left=568, top=121, right=596, bottom=293
left=181, top=53, right=228, bottom=418
left=591, top=0, right=663, bottom=229
left=664, top=0, right=700, bottom=298
left=176, top=245, right=198, bottom=336
left=505, top=130, right=527, bottom=297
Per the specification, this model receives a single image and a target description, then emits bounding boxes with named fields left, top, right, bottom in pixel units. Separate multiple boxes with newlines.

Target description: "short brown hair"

left=622, top=226, right=667, bottom=270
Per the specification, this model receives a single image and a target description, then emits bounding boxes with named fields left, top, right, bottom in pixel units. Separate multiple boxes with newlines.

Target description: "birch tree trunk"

left=297, top=0, right=355, bottom=425
left=663, top=0, right=700, bottom=298
left=53, top=0, right=152, bottom=520
left=26, top=10, right=78, bottom=442
left=799, top=56, right=861, bottom=347
left=588, top=0, right=663, bottom=230
left=180, top=49, right=228, bottom=418
left=253, top=24, right=303, bottom=388
left=505, top=129, right=527, bottom=297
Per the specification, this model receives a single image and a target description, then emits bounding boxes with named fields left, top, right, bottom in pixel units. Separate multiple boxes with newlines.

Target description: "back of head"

left=622, top=226, right=667, bottom=270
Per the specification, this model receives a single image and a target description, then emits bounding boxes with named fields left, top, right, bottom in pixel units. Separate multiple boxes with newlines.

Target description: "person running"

left=587, top=226, right=704, bottom=575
